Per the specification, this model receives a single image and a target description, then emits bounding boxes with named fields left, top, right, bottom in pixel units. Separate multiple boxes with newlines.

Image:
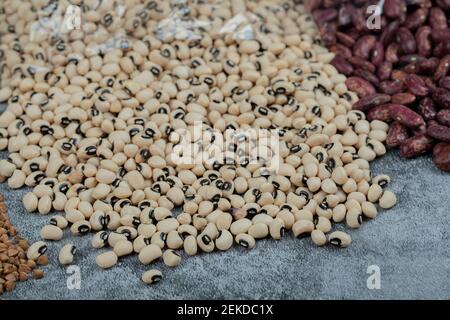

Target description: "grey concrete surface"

left=1, top=149, right=449, bottom=300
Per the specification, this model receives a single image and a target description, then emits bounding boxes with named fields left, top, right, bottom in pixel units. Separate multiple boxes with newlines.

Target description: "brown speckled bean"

left=436, top=110, right=450, bottom=127
left=400, top=134, right=435, bottom=158
left=389, top=104, right=425, bottom=128
left=426, top=120, right=450, bottom=142
left=386, top=122, right=409, bottom=149
left=352, top=94, right=391, bottom=112
left=418, top=97, right=437, bottom=121
left=345, top=77, right=375, bottom=97
left=433, top=143, right=450, bottom=172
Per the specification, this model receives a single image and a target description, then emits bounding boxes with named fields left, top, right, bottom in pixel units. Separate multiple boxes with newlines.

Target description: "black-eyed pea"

left=177, top=212, right=192, bottom=225
left=269, top=218, right=285, bottom=240
left=332, top=204, right=347, bottom=223
left=40, top=224, right=63, bottom=241
left=163, top=249, right=181, bottom=267
left=311, top=229, right=327, bottom=246
left=248, top=222, right=269, bottom=239
left=49, top=215, right=68, bottom=229
left=321, top=178, right=337, bottom=194
left=38, top=195, right=52, bottom=214
left=92, top=231, right=109, bottom=248
left=8, top=170, right=26, bottom=189
left=361, top=201, right=378, bottom=219
left=235, top=233, right=256, bottom=249
left=342, top=178, right=357, bottom=193
left=142, top=269, right=163, bottom=284
left=96, top=251, right=118, bottom=269
left=27, top=241, right=48, bottom=260
left=117, top=226, right=138, bottom=240
left=71, top=220, right=91, bottom=235
left=215, top=229, right=233, bottom=251
left=276, top=210, right=295, bottom=230
left=347, top=192, right=366, bottom=204
left=292, top=220, right=314, bottom=238
left=23, top=192, right=38, bottom=213
left=156, top=218, right=179, bottom=233
left=379, top=191, right=397, bottom=209
left=106, top=211, right=121, bottom=230
left=138, top=244, right=162, bottom=265
left=113, top=240, right=133, bottom=257
left=192, top=215, right=208, bottom=231
left=108, top=232, right=128, bottom=247
left=367, top=184, right=383, bottom=202
left=328, top=231, right=352, bottom=248
left=197, top=233, right=215, bottom=252
left=357, top=180, right=370, bottom=195
left=177, top=224, right=198, bottom=238
left=59, top=244, right=76, bottom=265
left=133, top=235, right=151, bottom=253
left=372, top=175, right=390, bottom=188
left=230, top=218, right=252, bottom=235
left=306, top=177, right=321, bottom=192
left=251, top=213, right=273, bottom=226
left=150, top=231, right=167, bottom=249
left=183, top=235, right=198, bottom=256
left=314, top=216, right=332, bottom=233
left=166, top=230, right=184, bottom=249
left=137, top=223, right=157, bottom=238
left=346, top=207, right=363, bottom=229
left=154, top=207, right=172, bottom=221
left=294, top=209, right=313, bottom=222
left=216, top=212, right=233, bottom=230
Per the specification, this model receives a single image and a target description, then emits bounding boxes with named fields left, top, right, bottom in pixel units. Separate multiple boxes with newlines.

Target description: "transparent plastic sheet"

left=0, top=0, right=329, bottom=167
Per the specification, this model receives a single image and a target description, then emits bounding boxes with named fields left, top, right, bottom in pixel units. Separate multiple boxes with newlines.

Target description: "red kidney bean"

left=313, top=8, right=338, bottom=27
left=392, top=92, right=416, bottom=105
left=367, top=104, right=393, bottom=122
left=433, top=142, right=450, bottom=171
left=386, top=121, right=410, bottom=148
left=423, top=76, right=438, bottom=91
left=335, top=31, right=355, bottom=47
left=330, top=44, right=352, bottom=59
left=353, top=69, right=379, bottom=86
left=320, top=23, right=337, bottom=46
left=347, top=56, right=376, bottom=73
left=436, top=110, right=450, bottom=127
left=331, top=56, right=354, bottom=76
left=415, top=26, right=432, bottom=57
left=431, top=88, right=450, bottom=109
left=438, top=77, right=450, bottom=91
left=426, top=120, right=450, bottom=142
left=379, top=80, right=403, bottom=95
left=337, top=4, right=353, bottom=26
left=389, top=104, right=425, bottom=128
left=433, top=56, right=450, bottom=81
left=371, top=42, right=384, bottom=67
left=384, top=0, right=404, bottom=19
left=352, top=7, right=367, bottom=32
left=431, top=28, right=450, bottom=43
left=404, top=8, right=428, bottom=30
left=377, top=61, right=392, bottom=80
left=385, top=42, right=400, bottom=63
left=400, top=134, right=435, bottom=158
left=380, top=21, right=400, bottom=46
left=406, top=74, right=429, bottom=96
left=345, top=77, right=375, bottom=97
left=399, top=54, right=426, bottom=66
left=391, top=70, right=408, bottom=82
left=429, top=7, right=448, bottom=30
left=352, top=94, right=391, bottom=112
left=433, top=42, right=450, bottom=58
left=436, top=0, right=450, bottom=10
left=397, top=27, right=417, bottom=55
left=416, top=57, right=439, bottom=74
left=353, top=35, right=377, bottom=60
left=418, top=97, right=437, bottom=121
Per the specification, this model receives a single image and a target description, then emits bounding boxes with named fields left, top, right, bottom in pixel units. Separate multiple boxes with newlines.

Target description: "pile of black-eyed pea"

left=0, top=0, right=397, bottom=286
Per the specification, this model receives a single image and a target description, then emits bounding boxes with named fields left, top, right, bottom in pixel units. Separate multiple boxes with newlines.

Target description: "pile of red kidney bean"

left=307, top=0, right=450, bottom=171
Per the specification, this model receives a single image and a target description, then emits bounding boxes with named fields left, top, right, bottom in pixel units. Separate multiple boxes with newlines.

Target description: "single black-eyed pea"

left=108, top=232, right=128, bottom=247
left=40, top=224, right=63, bottom=241
left=235, top=233, right=256, bottom=249
left=197, top=233, right=215, bottom=252
left=166, top=230, right=184, bottom=249
left=142, top=269, right=163, bottom=285
left=332, top=204, right=347, bottom=223
left=183, top=235, right=198, bottom=256
left=70, top=220, right=91, bottom=236
left=27, top=241, right=47, bottom=260
left=156, top=218, right=179, bottom=233
left=346, top=207, right=362, bottom=229
left=269, top=218, right=285, bottom=240
left=372, top=175, right=390, bottom=188
left=328, top=231, right=352, bottom=248
left=192, top=215, right=208, bottom=231
left=311, top=229, right=327, bottom=246
left=150, top=231, right=167, bottom=249
left=379, top=191, right=397, bottom=209
left=23, top=192, right=39, bottom=213
left=248, top=223, right=269, bottom=239
left=177, top=224, right=198, bottom=238
left=292, top=219, right=315, bottom=238
left=137, top=223, right=157, bottom=238
left=163, top=249, right=181, bottom=267
left=276, top=210, right=295, bottom=230
left=59, top=244, right=77, bottom=265
left=49, top=215, right=68, bottom=229
left=113, top=240, right=134, bottom=257
left=230, top=218, right=252, bottom=235
left=361, top=201, right=378, bottom=219
left=138, top=244, right=162, bottom=265
left=216, top=212, right=233, bottom=230
left=314, top=216, right=332, bottom=233
left=96, top=251, right=118, bottom=269
left=215, top=229, right=233, bottom=251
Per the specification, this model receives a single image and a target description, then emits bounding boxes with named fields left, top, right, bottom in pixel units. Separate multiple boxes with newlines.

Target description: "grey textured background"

left=1, top=149, right=449, bottom=300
